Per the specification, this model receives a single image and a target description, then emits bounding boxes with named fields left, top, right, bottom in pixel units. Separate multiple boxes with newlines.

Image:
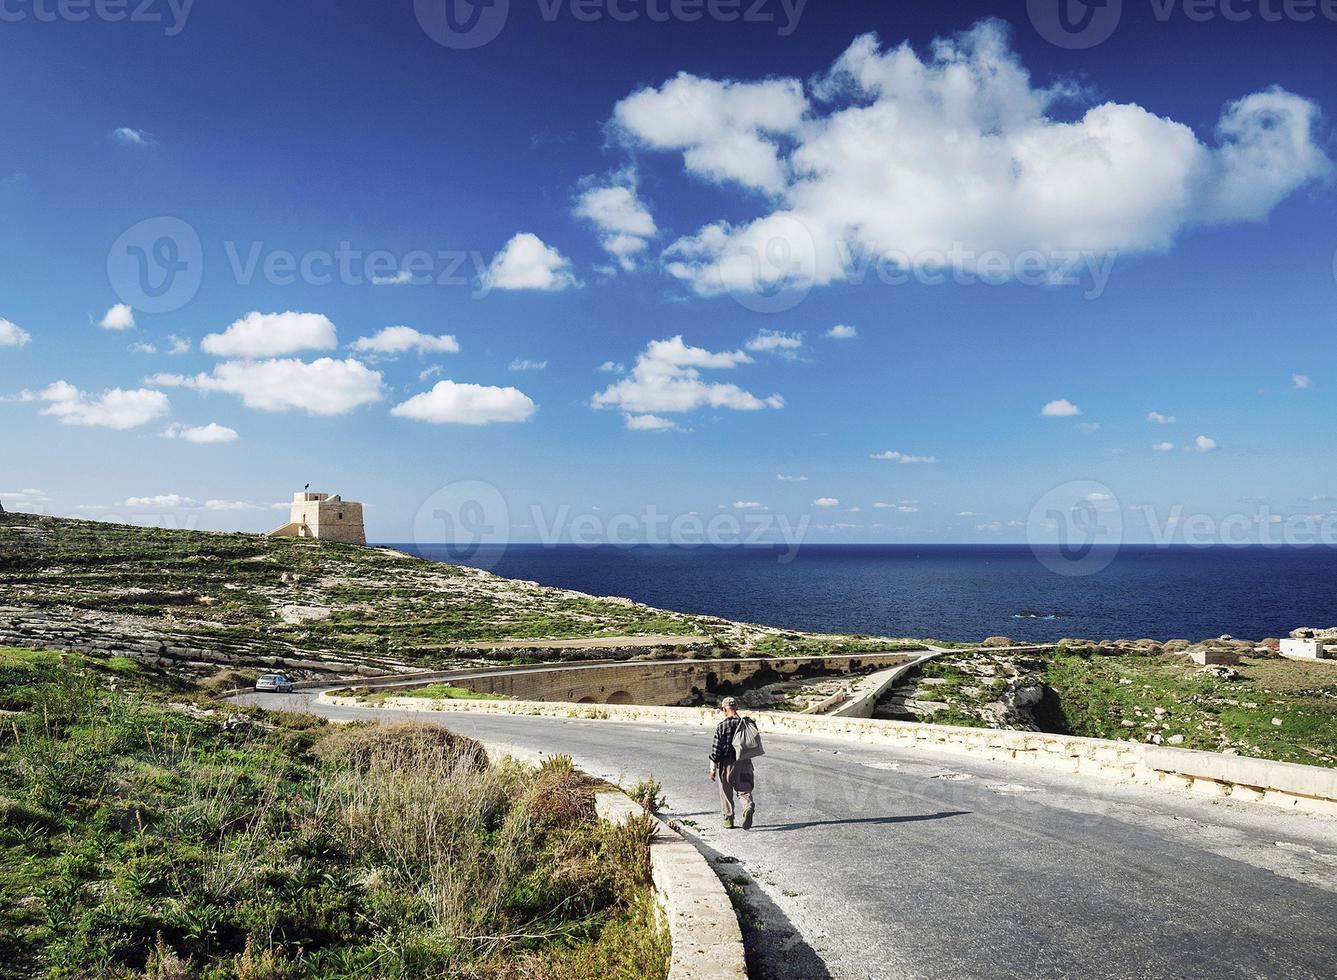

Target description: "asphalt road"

left=237, top=691, right=1337, bottom=980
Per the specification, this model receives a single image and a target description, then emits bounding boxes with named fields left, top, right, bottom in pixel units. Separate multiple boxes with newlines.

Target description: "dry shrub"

left=601, top=811, right=655, bottom=897
left=313, top=721, right=487, bottom=771
left=197, top=669, right=261, bottom=695
left=314, top=722, right=533, bottom=949
left=529, top=757, right=595, bottom=831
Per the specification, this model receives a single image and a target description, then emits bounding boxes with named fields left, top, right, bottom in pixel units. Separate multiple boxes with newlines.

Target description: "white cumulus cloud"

left=813, top=497, right=840, bottom=508
left=624, top=413, right=678, bottom=431
left=592, top=335, right=782, bottom=417
left=99, top=304, right=135, bottom=331
left=1153, top=441, right=1175, bottom=452
left=350, top=326, right=460, bottom=357
left=202, top=311, right=338, bottom=358
left=0, top=318, right=31, bottom=347
left=1193, top=435, right=1218, bottom=453
left=623, top=20, right=1329, bottom=298
left=154, top=358, right=383, bottom=415
left=391, top=380, right=537, bottom=425
left=1042, top=398, right=1082, bottom=417
left=574, top=170, right=658, bottom=270
left=613, top=73, right=808, bottom=193
left=162, top=422, right=240, bottom=444
left=745, top=329, right=803, bottom=358
left=777, top=473, right=808, bottom=481
left=1147, top=411, right=1176, bottom=424
left=126, top=494, right=197, bottom=508
left=1293, top=373, right=1312, bottom=390
left=39, top=381, right=168, bottom=429
left=483, top=233, right=579, bottom=291
left=825, top=324, right=857, bottom=339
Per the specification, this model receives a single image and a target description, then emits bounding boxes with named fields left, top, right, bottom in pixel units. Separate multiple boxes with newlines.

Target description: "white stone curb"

left=474, top=740, right=748, bottom=980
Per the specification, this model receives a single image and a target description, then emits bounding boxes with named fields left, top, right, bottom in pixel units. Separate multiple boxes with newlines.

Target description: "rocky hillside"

left=0, top=513, right=903, bottom=681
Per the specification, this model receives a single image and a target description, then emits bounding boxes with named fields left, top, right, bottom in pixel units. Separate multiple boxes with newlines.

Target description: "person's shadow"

left=752, top=810, right=968, bottom=832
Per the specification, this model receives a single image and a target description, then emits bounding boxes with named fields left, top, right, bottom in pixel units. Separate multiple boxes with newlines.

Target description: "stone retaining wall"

left=0, top=606, right=396, bottom=677
left=340, top=694, right=1337, bottom=819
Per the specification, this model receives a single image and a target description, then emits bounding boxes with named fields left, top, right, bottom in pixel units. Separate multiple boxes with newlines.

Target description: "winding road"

left=237, top=690, right=1337, bottom=980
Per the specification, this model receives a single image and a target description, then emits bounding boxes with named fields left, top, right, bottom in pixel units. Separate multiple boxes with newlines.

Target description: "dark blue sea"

left=388, top=544, right=1337, bottom=643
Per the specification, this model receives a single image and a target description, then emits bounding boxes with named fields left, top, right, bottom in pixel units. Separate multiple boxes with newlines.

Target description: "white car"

left=254, top=673, right=295, bottom=693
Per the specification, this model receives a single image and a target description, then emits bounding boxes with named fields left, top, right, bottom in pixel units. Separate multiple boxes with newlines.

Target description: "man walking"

left=709, top=696, right=755, bottom=829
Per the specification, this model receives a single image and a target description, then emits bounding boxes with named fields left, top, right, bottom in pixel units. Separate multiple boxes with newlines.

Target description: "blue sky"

left=1, top=0, right=1335, bottom=547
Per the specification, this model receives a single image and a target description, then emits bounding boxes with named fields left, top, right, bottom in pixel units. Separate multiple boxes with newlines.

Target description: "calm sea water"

left=388, top=544, right=1337, bottom=643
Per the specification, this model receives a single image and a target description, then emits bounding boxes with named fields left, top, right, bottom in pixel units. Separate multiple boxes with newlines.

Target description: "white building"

left=1279, top=637, right=1329, bottom=660
left=267, top=491, right=365, bottom=545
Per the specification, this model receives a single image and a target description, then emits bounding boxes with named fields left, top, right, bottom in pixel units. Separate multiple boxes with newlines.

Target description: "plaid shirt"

left=710, top=715, right=744, bottom=765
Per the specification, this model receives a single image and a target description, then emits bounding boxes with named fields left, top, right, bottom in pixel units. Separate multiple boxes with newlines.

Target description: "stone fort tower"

left=267, top=491, right=366, bottom=545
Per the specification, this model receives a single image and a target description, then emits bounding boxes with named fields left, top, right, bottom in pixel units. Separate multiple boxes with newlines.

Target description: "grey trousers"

left=718, top=759, right=755, bottom=819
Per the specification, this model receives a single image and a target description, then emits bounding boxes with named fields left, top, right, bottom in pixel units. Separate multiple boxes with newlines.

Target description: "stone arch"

left=577, top=696, right=598, bottom=703
left=607, top=691, right=634, bottom=705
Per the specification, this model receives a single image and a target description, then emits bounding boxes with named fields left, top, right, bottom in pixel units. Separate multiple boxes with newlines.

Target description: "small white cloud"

left=733, top=500, right=763, bottom=509
left=745, top=329, right=803, bottom=358
left=574, top=170, right=657, bottom=271
left=777, top=473, right=808, bottom=482
left=1293, top=373, right=1312, bottom=390
left=592, top=336, right=782, bottom=417
left=154, top=358, right=383, bottom=416
left=202, top=311, right=337, bottom=357
left=371, top=270, right=413, bottom=286
left=623, top=413, right=678, bottom=431
left=391, top=380, right=537, bottom=425
left=351, top=326, right=460, bottom=357
left=1152, top=441, right=1175, bottom=452
left=204, top=499, right=260, bottom=511
left=508, top=358, right=548, bottom=372
left=956, top=511, right=979, bottom=517
left=1147, top=411, right=1176, bottom=424
left=813, top=497, right=840, bottom=508
left=825, top=324, right=857, bottom=340
left=1193, top=435, right=1218, bottom=453
left=976, top=521, right=1002, bottom=532
left=1077, top=422, right=1102, bottom=433
left=599, top=360, right=626, bottom=374
left=125, top=494, right=198, bottom=508
left=112, top=127, right=153, bottom=146
left=869, top=450, right=937, bottom=464
left=483, top=233, right=579, bottom=291
left=0, top=318, right=31, bottom=347
left=99, top=304, right=135, bottom=331
left=162, top=422, right=239, bottom=444
left=39, top=380, right=168, bottom=429
left=130, top=342, right=158, bottom=354
left=167, top=334, right=191, bottom=355
left=419, top=365, right=444, bottom=382
left=1041, top=399, right=1082, bottom=418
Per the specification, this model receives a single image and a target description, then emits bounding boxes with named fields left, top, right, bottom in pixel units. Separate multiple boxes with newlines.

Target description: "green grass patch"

left=0, top=655, right=667, bottom=978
